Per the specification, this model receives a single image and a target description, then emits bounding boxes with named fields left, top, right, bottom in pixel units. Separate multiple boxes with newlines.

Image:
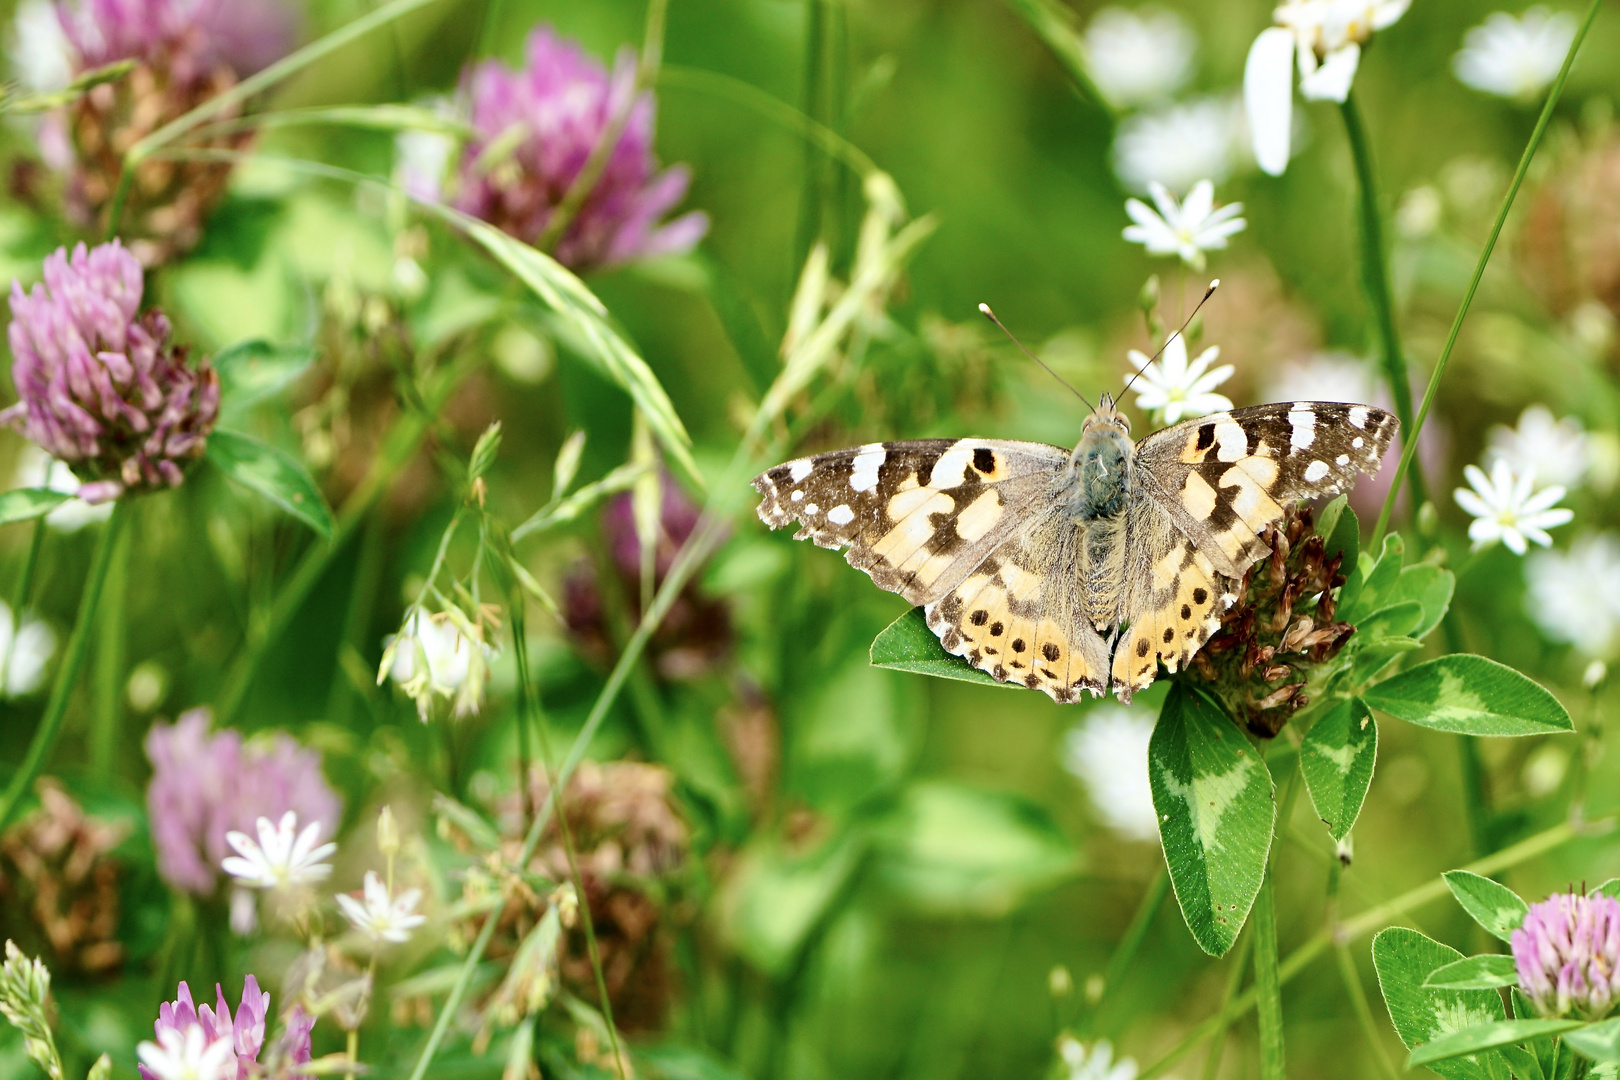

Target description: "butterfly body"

left=753, top=398, right=1398, bottom=703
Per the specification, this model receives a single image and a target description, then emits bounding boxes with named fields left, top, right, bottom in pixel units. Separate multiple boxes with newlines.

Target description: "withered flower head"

left=1187, top=503, right=1356, bottom=737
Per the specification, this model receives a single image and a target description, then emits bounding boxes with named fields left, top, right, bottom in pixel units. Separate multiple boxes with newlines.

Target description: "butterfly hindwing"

left=752, top=439, right=1068, bottom=606
left=1133, top=402, right=1399, bottom=578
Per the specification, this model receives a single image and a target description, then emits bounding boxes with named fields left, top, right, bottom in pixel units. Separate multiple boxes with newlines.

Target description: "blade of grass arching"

left=1371, top=0, right=1602, bottom=547
left=183, top=103, right=474, bottom=143
left=407, top=202, right=933, bottom=1080
left=1254, top=875, right=1285, bottom=1080
left=0, top=500, right=129, bottom=833
left=1001, top=0, right=1116, bottom=118
left=1341, top=93, right=1426, bottom=511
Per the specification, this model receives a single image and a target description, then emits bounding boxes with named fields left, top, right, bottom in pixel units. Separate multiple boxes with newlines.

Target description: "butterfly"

left=752, top=394, right=1398, bottom=703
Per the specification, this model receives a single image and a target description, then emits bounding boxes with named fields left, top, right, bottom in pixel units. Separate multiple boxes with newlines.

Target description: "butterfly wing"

left=753, top=439, right=1069, bottom=605
left=1131, top=402, right=1399, bottom=579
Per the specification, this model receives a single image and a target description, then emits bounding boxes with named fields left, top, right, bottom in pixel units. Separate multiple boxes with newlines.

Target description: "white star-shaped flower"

left=222, top=811, right=337, bottom=890
left=136, top=1026, right=236, bottom=1080
left=1123, top=181, right=1245, bottom=270
left=1526, top=533, right=1620, bottom=659
left=1126, top=333, right=1234, bottom=424
left=336, top=871, right=427, bottom=944
left=1486, top=404, right=1589, bottom=491
left=1112, top=96, right=1247, bottom=194
left=1454, top=7, right=1576, bottom=101
left=1058, top=1036, right=1141, bottom=1080
left=1244, top=0, right=1411, bottom=175
left=1454, top=459, right=1574, bottom=555
left=1082, top=6, right=1197, bottom=109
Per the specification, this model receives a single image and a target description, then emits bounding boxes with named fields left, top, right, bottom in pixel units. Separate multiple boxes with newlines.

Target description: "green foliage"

left=1371, top=927, right=1507, bottom=1080
left=1148, top=683, right=1274, bottom=957
left=1422, top=954, right=1521, bottom=991
left=1364, top=656, right=1573, bottom=737
left=869, top=607, right=1009, bottom=688
left=205, top=429, right=335, bottom=536
left=0, top=489, right=71, bottom=526
left=212, top=339, right=317, bottom=414
left=1443, top=871, right=1530, bottom=943
left=1299, top=696, right=1377, bottom=840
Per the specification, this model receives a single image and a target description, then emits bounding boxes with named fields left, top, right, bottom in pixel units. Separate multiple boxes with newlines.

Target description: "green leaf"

left=1408, top=1021, right=1586, bottom=1068
left=0, top=488, right=72, bottom=526
left=634, top=1041, right=750, bottom=1080
left=1319, top=494, right=1359, bottom=570
left=213, top=339, right=316, bottom=410
left=206, top=430, right=334, bottom=537
left=456, top=217, right=700, bottom=482
left=1565, top=1018, right=1620, bottom=1063
left=1149, top=683, right=1275, bottom=957
left=1444, top=871, right=1530, bottom=942
left=1342, top=533, right=1404, bottom=622
left=1595, top=879, right=1620, bottom=901
left=1355, top=601, right=1424, bottom=643
left=1300, top=697, right=1377, bottom=840
left=1395, top=563, right=1455, bottom=640
left=1372, top=926, right=1508, bottom=1080
left=870, top=780, right=1080, bottom=916
left=869, top=607, right=1008, bottom=687
left=1496, top=1042, right=1546, bottom=1080
left=1348, top=636, right=1424, bottom=686
left=1365, top=655, right=1574, bottom=737
left=1423, top=954, right=1521, bottom=990
left=722, top=830, right=865, bottom=977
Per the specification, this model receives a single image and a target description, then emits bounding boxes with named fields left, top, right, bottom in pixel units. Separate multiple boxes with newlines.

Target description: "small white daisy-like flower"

left=1122, top=181, right=1245, bottom=271
left=1082, top=7, right=1196, bottom=109
left=1244, top=0, right=1411, bottom=175
left=1453, top=7, right=1577, bottom=101
left=1058, top=1035, right=1142, bottom=1080
left=1526, top=533, right=1620, bottom=659
left=1111, top=96, right=1249, bottom=194
left=1454, top=459, right=1573, bottom=555
left=1126, top=333, right=1234, bottom=425
left=136, top=1026, right=236, bottom=1080
left=1062, top=705, right=1159, bottom=842
left=337, top=870, right=427, bottom=944
left=7, top=0, right=72, bottom=94
left=1486, top=404, right=1589, bottom=491
left=222, top=811, right=337, bottom=890
left=0, top=600, right=55, bottom=697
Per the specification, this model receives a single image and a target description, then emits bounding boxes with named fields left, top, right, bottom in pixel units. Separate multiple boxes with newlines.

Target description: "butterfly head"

left=1067, top=392, right=1134, bottom=521
left=1083, top=392, right=1132, bottom=436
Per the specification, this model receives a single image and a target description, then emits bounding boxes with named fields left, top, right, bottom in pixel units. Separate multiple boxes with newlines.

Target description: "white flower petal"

left=1245, top=27, right=1298, bottom=176
left=1300, top=42, right=1360, bottom=102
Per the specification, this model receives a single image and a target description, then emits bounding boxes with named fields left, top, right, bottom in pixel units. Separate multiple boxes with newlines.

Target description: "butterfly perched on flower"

left=753, top=392, right=1397, bottom=703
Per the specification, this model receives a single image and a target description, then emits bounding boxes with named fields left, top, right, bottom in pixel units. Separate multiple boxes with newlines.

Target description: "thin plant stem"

left=1334, top=942, right=1400, bottom=1080
left=0, top=499, right=129, bottom=832
left=1085, top=867, right=1170, bottom=1037
left=0, top=519, right=48, bottom=695
left=90, top=516, right=130, bottom=781
left=1372, top=0, right=1601, bottom=547
left=1254, top=874, right=1284, bottom=1080
left=108, top=0, right=443, bottom=230
left=533, top=0, right=670, bottom=254
left=1136, top=816, right=1610, bottom=1079
left=216, top=356, right=478, bottom=723
left=1341, top=93, right=1425, bottom=511
left=1200, top=931, right=1252, bottom=1080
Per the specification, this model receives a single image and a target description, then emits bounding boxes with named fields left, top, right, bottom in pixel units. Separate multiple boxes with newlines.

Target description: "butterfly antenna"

left=978, top=303, right=1094, bottom=411
left=1119, top=279, right=1221, bottom=403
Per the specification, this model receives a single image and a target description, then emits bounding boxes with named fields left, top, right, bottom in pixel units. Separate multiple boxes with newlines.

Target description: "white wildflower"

left=1122, top=180, right=1245, bottom=270
left=1111, top=96, right=1250, bottom=194
left=136, top=1026, right=235, bottom=1080
left=1062, top=705, right=1159, bottom=842
left=1083, top=7, right=1196, bottom=108
left=337, top=870, right=427, bottom=944
left=1126, top=333, right=1234, bottom=425
left=1485, top=404, right=1589, bottom=491
left=1058, top=1035, right=1142, bottom=1080
left=222, top=811, right=337, bottom=890
left=1454, top=459, right=1573, bottom=555
left=1266, top=351, right=1382, bottom=406
left=0, top=600, right=54, bottom=698
left=1244, top=0, right=1411, bottom=175
left=7, top=0, right=71, bottom=93
left=382, top=609, right=494, bottom=720
left=1453, top=7, right=1577, bottom=101
left=12, top=446, right=115, bottom=532
left=1525, top=533, right=1620, bottom=659
left=392, top=98, right=460, bottom=203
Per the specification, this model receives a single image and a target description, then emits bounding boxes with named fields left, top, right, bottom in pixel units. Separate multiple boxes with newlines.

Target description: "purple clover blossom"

left=139, top=977, right=313, bottom=1080
left=2, top=241, right=219, bottom=502
left=145, top=708, right=341, bottom=896
left=600, top=472, right=708, bottom=580
left=1511, top=891, right=1620, bottom=1019
left=454, top=26, right=708, bottom=271
left=57, top=0, right=296, bottom=79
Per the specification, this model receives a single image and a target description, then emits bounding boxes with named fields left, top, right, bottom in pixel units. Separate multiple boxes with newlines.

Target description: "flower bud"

left=376, top=806, right=399, bottom=858
left=1512, top=891, right=1620, bottom=1019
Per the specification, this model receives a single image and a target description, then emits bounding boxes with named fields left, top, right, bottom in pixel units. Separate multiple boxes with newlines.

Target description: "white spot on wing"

left=1348, top=406, right=1369, bottom=429
left=1304, top=460, right=1330, bottom=482
left=805, top=503, right=819, bottom=514
left=849, top=443, right=886, bottom=493
left=1214, top=421, right=1248, bottom=463
left=1336, top=454, right=1350, bottom=466
left=1352, top=436, right=1364, bottom=449
left=791, top=490, right=803, bottom=502
left=929, top=440, right=979, bottom=490
left=827, top=504, right=854, bottom=526
left=1289, top=408, right=1316, bottom=450
left=789, top=459, right=813, bottom=482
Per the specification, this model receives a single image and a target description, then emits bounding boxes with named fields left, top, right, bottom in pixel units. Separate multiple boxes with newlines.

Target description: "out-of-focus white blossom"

left=1526, top=533, right=1620, bottom=659
left=7, top=0, right=72, bottom=92
left=12, top=446, right=115, bottom=532
left=1082, top=7, right=1196, bottom=108
left=1126, top=333, right=1234, bottom=425
left=1454, top=458, right=1573, bottom=555
left=1122, top=180, right=1245, bottom=270
left=136, top=1025, right=235, bottom=1080
left=1486, top=405, right=1589, bottom=491
left=221, top=812, right=337, bottom=890
left=0, top=600, right=55, bottom=697
left=381, top=609, right=494, bottom=721
left=336, top=870, right=426, bottom=944
left=1062, top=705, right=1159, bottom=842
left=1453, top=7, right=1577, bottom=101
left=1112, top=96, right=1248, bottom=193
left=1244, top=0, right=1411, bottom=175
left=1058, top=1035, right=1143, bottom=1080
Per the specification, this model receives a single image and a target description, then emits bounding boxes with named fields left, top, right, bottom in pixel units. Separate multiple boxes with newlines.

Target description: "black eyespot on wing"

left=990, top=622, right=1004, bottom=636
left=1136, top=639, right=1150, bottom=657
left=973, top=447, right=995, bottom=474
left=1195, top=424, right=1216, bottom=452
left=1162, top=627, right=1175, bottom=644
left=1042, top=642, right=1060, bottom=661
left=1193, top=588, right=1208, bottom=605
left=970, top=609, right=988, bottom=626
left=1012, top=638, right=1026, bottom=653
